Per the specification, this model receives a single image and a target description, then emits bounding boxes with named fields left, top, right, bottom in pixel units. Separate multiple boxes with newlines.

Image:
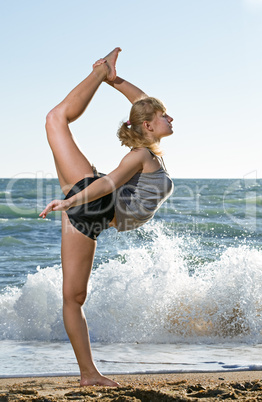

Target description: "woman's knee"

left=63, top=287, right=87, bottom=307
left=45, top=108, right=57, bottom=130
left=45, top=110, right=56, bottom=144
left=45, top=108, right=66, bottom=143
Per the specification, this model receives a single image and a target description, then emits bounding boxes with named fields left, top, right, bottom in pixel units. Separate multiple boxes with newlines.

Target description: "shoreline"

left=1, top=371, right=262, bottom=401
left=0, top=367, right=262, bottom=379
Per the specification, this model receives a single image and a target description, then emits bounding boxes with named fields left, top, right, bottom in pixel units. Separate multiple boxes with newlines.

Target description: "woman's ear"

left=142, top=121, right=153, bottom=132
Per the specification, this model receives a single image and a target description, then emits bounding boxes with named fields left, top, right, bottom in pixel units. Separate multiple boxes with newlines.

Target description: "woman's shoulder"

left=118, top=148, right=152, bottom=174
left=131, top=147, right=152, bottom=159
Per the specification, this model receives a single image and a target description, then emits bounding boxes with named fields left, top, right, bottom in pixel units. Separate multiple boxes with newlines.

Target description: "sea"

left=0, top=176, right=262, bottom=377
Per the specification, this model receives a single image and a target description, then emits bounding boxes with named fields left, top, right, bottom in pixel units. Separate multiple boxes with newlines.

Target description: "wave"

left=0, top=236, right=25, bottom=246
left=0, top=204, right=59, bottom=220
left=0, top=223, right=261, bottom=344
left=223, top=197, right=262, bottom=206
left=0, top=204, right=40, bottom=219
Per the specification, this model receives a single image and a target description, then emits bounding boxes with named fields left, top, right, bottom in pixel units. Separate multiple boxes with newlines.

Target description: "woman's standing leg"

left=61, top=212, right=118, bottom=386
left=46, top=48, right=121, bottom=386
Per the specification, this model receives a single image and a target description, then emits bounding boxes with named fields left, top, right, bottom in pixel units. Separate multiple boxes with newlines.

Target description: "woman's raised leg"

left=46, top=47, right=122, bottom=192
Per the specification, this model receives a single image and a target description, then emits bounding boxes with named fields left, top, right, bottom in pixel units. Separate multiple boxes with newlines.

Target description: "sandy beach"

left=1, top=371, right=262, bottom=401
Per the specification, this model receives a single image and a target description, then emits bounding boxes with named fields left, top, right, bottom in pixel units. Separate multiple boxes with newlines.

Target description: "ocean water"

left=0, top=176, right=262, bottom=377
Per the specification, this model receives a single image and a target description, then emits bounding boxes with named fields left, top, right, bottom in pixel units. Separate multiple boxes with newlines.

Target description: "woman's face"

left=148, top=110, right=174, bottom=140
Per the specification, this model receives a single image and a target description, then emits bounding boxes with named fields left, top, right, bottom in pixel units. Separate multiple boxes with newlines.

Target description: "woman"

left=40, top=47, right=174, bottom=386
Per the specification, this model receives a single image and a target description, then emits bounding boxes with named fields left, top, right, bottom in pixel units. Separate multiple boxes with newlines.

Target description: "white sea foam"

left=0, top=266, right=66, bottom=341
left=0, top=225, right=262, bottom=343
left=87, top=232, right=262, bottom=344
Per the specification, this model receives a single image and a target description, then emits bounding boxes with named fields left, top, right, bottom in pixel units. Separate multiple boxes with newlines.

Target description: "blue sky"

left=0, top=0, right=261, bottom=178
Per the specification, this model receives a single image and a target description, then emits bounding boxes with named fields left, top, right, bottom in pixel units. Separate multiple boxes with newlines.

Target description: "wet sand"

left=1, top=371, right=262, bottom=401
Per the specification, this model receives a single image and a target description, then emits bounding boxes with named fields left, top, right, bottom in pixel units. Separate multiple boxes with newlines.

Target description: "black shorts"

left=64, top=176, right=115, bottom=240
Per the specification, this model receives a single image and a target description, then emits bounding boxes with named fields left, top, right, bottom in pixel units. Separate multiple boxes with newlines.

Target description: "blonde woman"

left=40, top=48, right=174, bottom=386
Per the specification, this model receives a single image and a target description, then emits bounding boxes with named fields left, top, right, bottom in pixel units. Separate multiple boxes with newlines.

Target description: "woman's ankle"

left=92, top=63, right=107, bottom=81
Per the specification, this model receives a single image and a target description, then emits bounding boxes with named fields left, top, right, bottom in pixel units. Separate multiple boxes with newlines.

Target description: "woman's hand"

left=39, top=199, right=72, bottom=219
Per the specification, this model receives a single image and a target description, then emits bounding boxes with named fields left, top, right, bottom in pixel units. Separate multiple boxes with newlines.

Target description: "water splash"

left=87, top=226, right=262, bottom=343
left=0, top=223, right=261, bottom=343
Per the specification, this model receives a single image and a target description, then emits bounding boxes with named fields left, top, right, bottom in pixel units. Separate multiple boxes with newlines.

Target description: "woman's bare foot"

left=80, top=373, right=120, bottom=387
left=104, top=47, right=121, bottom=81
left=93, top=47, right=121, bottom=82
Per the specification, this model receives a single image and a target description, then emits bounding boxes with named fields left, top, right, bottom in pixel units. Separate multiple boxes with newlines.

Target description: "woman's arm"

left=106, top=76, right=147, bottom=104
left=39, top=149, right=146, bottom=218
left=70, top=151, right=143, bottom=207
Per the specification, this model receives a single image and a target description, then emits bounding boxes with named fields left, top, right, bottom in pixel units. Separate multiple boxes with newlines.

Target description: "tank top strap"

left=146, top=148, right=167, bottom=172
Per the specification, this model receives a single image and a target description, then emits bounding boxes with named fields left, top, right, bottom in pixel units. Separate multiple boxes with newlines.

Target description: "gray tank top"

left=114, top=149, right=174, bottom=232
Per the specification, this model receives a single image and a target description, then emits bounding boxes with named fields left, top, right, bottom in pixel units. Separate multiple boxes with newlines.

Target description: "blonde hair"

left=117, top=97, right=166, bottom=156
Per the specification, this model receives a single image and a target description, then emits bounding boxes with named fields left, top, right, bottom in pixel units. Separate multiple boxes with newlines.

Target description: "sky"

left=0, top=0, right=261, bottom=179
